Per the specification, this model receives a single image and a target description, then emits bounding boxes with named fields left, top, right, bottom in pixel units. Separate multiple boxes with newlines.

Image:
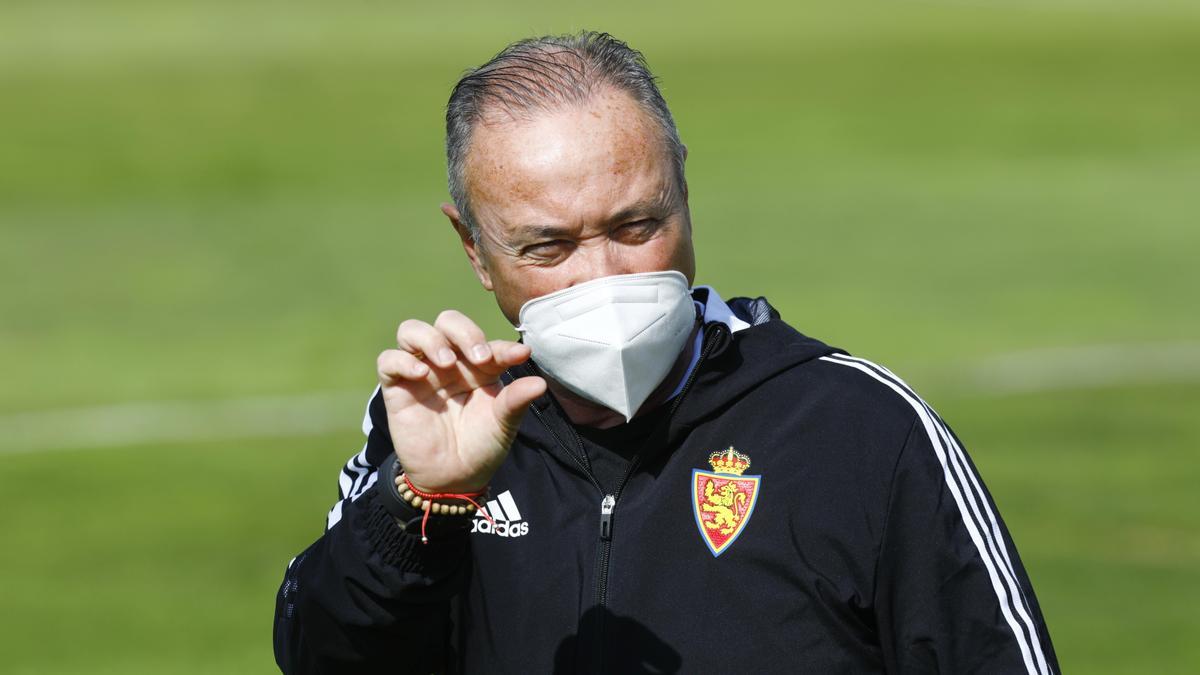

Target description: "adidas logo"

left=471, top=490, right=530, bottom=538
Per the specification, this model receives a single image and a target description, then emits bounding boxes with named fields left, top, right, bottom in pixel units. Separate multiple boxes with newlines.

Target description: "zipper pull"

left=599, top=494, right=616, bottom=541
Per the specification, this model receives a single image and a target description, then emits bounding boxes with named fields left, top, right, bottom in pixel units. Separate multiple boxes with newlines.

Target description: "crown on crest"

left=708, top=447, right=751, bottom=476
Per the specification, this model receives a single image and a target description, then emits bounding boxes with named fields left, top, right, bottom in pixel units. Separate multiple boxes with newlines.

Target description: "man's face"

left=445, top=88, right=696, bottom=326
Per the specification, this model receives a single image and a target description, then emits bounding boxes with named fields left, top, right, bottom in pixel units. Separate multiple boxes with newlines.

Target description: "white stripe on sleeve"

left=829, top=354, right=1047, bottom=666
left=326, top=387, right=384, bottom=530
left=820, top=355, right=1050, bottom=675
left=325, top=500, right=344, bottom=531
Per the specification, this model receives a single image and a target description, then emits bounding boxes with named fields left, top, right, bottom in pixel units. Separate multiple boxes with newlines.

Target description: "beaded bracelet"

left=396, top=473, right=493, bottom=543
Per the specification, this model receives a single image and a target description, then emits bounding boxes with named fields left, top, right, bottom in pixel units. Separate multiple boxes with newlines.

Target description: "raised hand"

left=375, top=310, right=546, bottom=494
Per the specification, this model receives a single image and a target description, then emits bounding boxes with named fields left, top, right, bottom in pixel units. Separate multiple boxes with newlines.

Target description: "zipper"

left=527, top=322, right=729, bottom=671
left=529, top=404, right=605, bottom=494
left=599, top=494, right=616, bottom=540
left=592, top=324, right=727, bottom=608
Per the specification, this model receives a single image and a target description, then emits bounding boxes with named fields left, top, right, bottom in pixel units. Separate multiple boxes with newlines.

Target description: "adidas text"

left=471, top=519, right=530, bottom=537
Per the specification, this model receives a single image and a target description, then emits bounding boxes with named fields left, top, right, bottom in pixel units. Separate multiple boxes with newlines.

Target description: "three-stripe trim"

left=326, top=386, right=383, bottom=530
left=819, top=354, right=1051, bottom=675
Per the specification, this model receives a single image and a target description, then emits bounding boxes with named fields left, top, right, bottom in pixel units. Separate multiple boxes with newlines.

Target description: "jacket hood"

left=671, top=290, right=840, bottom=431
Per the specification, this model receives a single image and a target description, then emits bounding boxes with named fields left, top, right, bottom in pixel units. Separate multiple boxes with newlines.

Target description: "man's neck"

left=546, top=322, right=702, bottom=430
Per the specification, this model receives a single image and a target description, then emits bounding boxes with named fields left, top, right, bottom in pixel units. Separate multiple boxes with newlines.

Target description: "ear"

left=442, top=203, right=494, bottom=291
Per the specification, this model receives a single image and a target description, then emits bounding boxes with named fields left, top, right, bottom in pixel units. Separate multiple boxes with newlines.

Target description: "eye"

left=614, top=219, right=662, bottom=242
left=521, top=240, right=572, bottom=259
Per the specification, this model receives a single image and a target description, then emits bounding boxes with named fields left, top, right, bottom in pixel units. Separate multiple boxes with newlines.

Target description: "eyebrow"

left=523, top=225, right=576, bottom=240
left=515, top=195, right=673, bottom=242
left=606, top=194, right=672, bottom=226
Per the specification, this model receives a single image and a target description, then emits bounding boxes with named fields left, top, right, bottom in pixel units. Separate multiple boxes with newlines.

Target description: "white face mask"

left=516, top=271, right=697, bottom=422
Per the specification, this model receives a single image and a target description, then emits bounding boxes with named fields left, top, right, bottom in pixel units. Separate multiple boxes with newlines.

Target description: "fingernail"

left=413, top=363, right=429, bottom=376
left=437, top=348, right=455, bottom=366
left=472, top=344, right=491, bottom=362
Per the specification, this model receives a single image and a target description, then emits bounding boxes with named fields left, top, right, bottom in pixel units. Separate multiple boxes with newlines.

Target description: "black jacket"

left=274, top=296, right=1058, bottom=674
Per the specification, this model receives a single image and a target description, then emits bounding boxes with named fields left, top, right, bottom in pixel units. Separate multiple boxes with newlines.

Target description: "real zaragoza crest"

left=692, top=447, right=761, bottom=557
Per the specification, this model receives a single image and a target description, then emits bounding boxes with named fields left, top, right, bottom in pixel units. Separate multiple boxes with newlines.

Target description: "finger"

left=434, top=310, right=491, bottom=365
left=449, top=340, right=530, bottom=381
left=492, top=375, right=547, bottom=435
left=489, top=340, right=532, bottom=368
left=377, top=349, right=430, bottom=381
left=396, top=319, right=456, bottom=368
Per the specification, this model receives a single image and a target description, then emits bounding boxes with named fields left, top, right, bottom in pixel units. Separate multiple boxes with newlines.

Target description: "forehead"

left=463, top=90, right=674, bottom=236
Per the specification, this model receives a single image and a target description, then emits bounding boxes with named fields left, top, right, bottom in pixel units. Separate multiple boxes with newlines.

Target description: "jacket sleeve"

left=874, top=409, right=1059, bottom=675
left=273, top=387, right=469, bottom=674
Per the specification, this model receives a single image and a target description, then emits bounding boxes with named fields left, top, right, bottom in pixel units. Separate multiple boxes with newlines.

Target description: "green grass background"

left=2, top=0, right=1198, bottom=672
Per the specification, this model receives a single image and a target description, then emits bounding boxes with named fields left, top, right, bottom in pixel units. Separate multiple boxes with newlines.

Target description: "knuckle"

left=398, top=319, right=437, bottom=347
left=435, top=309, right=464, bottom=327
left=377, top=349, right=403, bottom=370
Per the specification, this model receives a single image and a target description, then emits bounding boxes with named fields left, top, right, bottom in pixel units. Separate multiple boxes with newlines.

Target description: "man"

left=274, top=32, right=1058, bottom=674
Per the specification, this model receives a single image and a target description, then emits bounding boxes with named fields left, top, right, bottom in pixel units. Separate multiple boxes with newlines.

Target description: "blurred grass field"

left=2, top=0, right=1198, bottom=672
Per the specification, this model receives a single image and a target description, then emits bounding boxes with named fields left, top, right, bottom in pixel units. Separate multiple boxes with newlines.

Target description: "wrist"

left=404, top=473, right=490, bottom=496
left=375, top=454, right=485, bottom=543
left=396, top=474, right=482, bottom=518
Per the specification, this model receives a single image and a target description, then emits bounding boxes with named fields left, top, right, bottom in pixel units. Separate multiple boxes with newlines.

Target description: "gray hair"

left=445, top=31, right=686, bottom=245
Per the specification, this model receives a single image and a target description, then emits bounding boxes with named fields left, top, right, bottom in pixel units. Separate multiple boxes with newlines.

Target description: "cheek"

left=493, top=266, right=562, bottom=301
left=637, top=228, right=694, bottom=268
left=490, top=267, right=566, bottom=322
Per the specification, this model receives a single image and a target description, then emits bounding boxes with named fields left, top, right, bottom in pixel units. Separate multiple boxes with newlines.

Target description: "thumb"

left=493, top=375, right=547, bottom=435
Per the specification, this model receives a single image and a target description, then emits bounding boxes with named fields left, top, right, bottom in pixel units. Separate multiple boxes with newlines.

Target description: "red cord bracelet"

left=402, top=475, right=493, bottom=544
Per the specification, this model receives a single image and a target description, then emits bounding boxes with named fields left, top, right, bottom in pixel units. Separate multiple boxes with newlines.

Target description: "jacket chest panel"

left=456, top=383, right=894, bottom=670
left=597, top=416, right=886, bottom=668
